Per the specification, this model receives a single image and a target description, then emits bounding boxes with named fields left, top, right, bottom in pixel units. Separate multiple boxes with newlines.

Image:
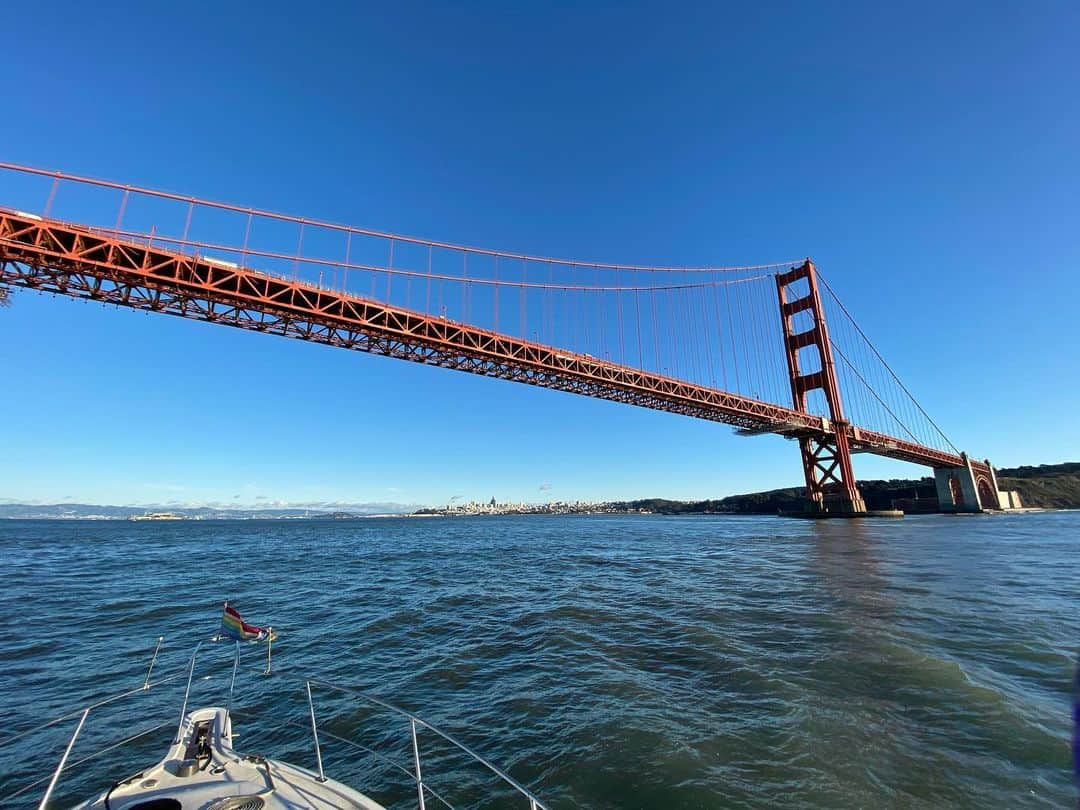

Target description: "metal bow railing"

left=0, top=638, right=550, bottom=810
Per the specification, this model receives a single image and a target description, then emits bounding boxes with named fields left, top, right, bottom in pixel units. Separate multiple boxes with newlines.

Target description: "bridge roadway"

left=0, top=209, right=978, bottom=475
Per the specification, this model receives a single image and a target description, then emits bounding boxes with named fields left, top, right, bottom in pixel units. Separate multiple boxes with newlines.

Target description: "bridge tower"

left=775, top=260, right=867, bottom=515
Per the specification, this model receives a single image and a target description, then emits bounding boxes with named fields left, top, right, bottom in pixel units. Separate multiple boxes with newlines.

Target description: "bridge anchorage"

left=0, top=163, right=1017, bottom=516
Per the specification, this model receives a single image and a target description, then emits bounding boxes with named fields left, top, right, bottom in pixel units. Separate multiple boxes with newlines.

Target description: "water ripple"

left=0, top=512, right=1075, bottom=808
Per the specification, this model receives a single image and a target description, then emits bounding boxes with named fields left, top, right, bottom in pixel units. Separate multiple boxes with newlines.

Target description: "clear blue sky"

left=1, top=2, right=1077, bottom=509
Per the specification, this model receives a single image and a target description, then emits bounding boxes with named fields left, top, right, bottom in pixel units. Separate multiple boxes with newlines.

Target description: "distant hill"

left=0, top=502, right=415, bottom=520
left=610, top=477, right=939, bottom=515
left=613, top=462, right=1080, bottom=515
left=2, top=463, right=1075, bottom=520
left=995, top=462, right=1080, bottom=509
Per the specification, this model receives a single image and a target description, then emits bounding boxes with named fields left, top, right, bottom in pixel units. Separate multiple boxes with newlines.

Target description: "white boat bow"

left=75, top=706, right=385, bottom=810
left=1, top=638, right=549, bottom=810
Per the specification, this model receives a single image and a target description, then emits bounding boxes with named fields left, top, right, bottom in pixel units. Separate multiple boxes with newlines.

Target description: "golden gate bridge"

left=0, top=163, right=1002, bottom=515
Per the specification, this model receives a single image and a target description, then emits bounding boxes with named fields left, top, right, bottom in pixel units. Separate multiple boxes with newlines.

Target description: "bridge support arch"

left=776, top=260, right=867, bottom=516
left=934, top=454, right=1002, bottom=513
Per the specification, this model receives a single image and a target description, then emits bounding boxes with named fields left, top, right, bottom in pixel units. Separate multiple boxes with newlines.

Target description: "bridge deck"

left=0, top=210, right=970, bottom=472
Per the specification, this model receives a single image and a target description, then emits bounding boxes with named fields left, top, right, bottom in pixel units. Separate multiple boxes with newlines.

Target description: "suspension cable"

left=0, top=162, right=798, bottom=274
left=816, top=270, right=960, bottom=454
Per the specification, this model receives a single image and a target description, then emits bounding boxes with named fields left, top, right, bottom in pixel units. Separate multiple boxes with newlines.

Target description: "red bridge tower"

left=775, top=260, right=867, bottom=515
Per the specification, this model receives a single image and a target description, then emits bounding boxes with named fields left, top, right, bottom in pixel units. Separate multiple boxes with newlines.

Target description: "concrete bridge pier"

left=934, top=453, right=1001, bottom=513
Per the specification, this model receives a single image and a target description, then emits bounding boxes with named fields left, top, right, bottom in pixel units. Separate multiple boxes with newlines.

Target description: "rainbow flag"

left=220, top=603, right=276, bottom=642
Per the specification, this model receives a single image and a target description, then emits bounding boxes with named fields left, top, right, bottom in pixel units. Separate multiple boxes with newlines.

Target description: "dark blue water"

left=0, top=513, right=1076, bottom=808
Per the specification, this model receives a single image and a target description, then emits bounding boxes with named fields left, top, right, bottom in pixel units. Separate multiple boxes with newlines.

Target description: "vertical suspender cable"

left=181, top=201, right=194, bottom=250
left=687, top=281, right=702, bottom=384
left=758, top=276, right=783, bottom=405
left=594, top=266, right=604, bottom=360
left=692, top=285, right=705, bottom=384
left=342, top=232, right=352, bottom=295
left=650, top=286, right=661, bottom=374
left=293, top=223, right=305, bottom=282
left=385, top=237, right=393, bottom=302
left=493, top=256, right=499, bottom=332
left=241, top=212, right=253, bottom=274
left=425, top=245, right=433, bottom=316
left=724, top=279, right=741, bottom=395
left=616, top=267, right=625, bottom=366
left=44, top=176, right=59, bottom=217
left=520, top=258, right=527, bottom=338
left=741, top=275, right=760, bottom=398
left=635, top=276, right=644, bottom=370
left=712, top=280, right=728, bottom=391
left=666, top=284, right=678, bottom=379
left=461, top=253, right=468, bottom=323
left=701, top=282, right=716, bottom=387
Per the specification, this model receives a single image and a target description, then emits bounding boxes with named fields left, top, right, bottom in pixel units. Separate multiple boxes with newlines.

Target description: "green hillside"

left=995, top=462, right=1080, bottom=509
left=617, top=462, right=1079, bottom=514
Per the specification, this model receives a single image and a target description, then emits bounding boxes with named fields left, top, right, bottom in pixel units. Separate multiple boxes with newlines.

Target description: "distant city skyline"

left=0, top=490, right=639, bottom=513
left=2, top=3, right=1077, bottom=506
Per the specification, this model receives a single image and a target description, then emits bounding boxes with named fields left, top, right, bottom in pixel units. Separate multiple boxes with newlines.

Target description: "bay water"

left=0, top=512, right=1075, bottom=808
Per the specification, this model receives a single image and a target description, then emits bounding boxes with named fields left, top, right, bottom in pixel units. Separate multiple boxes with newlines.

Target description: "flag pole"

left=219, top=599, right=228, bottom=642
left=143, top=636, right=164, bottom=690
left=224, top=640, right=241, bottom=738
left=265, top=627, right=273, bottom=675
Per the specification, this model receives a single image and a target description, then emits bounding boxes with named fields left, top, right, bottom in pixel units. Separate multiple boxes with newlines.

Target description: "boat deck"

left=76, top=707, right=385, bottom=810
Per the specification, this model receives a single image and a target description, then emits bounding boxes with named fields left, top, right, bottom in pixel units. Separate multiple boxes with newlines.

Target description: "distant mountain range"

left=0, top=502, right=417, bottom=520
left=2, top=463, right=1075, bottom=519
